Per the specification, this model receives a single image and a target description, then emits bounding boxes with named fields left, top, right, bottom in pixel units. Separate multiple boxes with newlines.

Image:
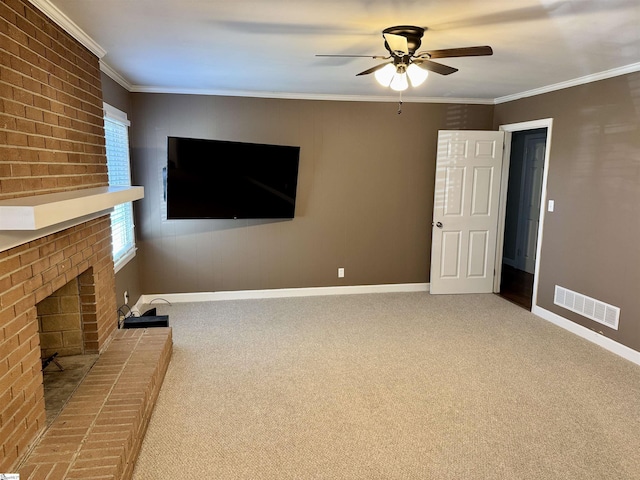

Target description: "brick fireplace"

left=1, top=0, right=120, bottom=471
left=0, top=218, right=117, bottom=470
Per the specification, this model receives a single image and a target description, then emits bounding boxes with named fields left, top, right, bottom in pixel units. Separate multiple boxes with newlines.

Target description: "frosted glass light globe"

left=390, top=72, right=408, bottom=91
left=407, top=63, right=429, bottom=87
left=374, top=64, right=396, bottom=87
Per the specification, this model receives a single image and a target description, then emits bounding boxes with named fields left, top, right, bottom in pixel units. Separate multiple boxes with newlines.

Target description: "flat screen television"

left=166, top=136, right=300, bottom=219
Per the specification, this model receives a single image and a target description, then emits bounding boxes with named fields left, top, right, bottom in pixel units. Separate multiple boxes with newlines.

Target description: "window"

left=103, top=103, right=136, bottom=271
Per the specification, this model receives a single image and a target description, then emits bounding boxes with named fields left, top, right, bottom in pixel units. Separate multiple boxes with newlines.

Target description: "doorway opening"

left=498, top=128, right=547, bottom=309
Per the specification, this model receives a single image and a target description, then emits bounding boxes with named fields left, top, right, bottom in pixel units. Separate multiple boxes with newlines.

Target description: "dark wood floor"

left=498, top=264, right=534, bottom=310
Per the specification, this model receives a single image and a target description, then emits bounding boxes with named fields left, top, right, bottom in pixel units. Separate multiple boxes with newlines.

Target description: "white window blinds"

left=103, top=103, right=135, bottom=271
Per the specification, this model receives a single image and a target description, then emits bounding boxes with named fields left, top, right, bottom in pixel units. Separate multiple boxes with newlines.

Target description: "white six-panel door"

left=430, top=130, right=504, bottom=294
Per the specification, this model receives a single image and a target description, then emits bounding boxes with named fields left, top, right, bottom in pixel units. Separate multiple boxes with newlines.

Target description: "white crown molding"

left=494, top=62, right=640, bottom=104
left=126, top=61, right=640, bottom=105
left=128, top=85, right=495, bottom=105
left=122, top=62, right=640, bottom=104
left=27, top=0, right=106, bottom=58
left=100, top=60, right=133, bottom=91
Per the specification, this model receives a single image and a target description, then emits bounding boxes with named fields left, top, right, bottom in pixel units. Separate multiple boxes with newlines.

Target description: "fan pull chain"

left=397, top=91, right=403, bottom=115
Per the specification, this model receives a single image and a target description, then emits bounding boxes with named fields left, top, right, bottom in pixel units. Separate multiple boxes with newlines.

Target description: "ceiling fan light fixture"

left=374, top=63, right=396, bottom=87
left=407, top=63, right=429, bottom=87
left=320, top=25, right=493, bottom=94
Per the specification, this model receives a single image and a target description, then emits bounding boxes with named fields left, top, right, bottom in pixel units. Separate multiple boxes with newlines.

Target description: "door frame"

left=493, top=118, right=553, bottom=309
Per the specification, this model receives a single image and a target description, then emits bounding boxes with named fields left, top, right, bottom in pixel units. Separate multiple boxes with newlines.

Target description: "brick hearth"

left=18, top=327, right=172, bottom=479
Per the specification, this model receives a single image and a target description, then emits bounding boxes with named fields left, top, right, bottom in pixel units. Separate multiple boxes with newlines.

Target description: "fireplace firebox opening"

left=36, top=268, right=100, bottom=424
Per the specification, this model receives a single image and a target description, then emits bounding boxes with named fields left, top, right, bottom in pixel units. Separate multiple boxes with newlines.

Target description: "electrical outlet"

left=338, top=267, right=345, bottom=278
left=124, top=291, right=129, bottom=305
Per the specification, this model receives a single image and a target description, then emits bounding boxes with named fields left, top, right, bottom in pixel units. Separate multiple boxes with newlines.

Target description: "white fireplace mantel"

left=0, top=186, right=144, bottom=252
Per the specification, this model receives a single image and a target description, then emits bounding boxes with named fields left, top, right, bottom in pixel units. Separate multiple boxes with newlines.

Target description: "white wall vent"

left=554, top=285, right=620, bottom=330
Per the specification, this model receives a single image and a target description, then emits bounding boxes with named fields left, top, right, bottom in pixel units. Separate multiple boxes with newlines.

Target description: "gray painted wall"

left=128, top=94, right=493, bottom=294
left=494, top=71, right=640, bottom=352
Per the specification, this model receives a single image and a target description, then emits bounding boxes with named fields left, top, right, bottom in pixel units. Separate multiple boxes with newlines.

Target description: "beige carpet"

left=132, top=293, right=640, bottom=479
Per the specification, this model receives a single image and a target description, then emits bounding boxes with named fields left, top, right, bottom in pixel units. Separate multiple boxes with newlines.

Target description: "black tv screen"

left=166, top=136, right=300, bottom=219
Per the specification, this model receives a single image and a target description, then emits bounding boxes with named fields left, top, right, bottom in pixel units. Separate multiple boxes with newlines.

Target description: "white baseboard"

left=136, top=283, right=429, bottom=306
left=532, top=305, right=640, bottom=367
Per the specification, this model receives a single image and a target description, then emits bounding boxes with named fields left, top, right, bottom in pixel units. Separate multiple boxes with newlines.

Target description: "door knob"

left=433, top=221, right=443, bottom=228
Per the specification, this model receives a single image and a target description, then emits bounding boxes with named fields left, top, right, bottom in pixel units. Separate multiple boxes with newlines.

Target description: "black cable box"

left=122, top=315, right=169, bottom=329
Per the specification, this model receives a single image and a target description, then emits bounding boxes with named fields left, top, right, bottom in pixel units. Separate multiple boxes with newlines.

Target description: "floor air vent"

left=554, top=285, right=620, bottom=330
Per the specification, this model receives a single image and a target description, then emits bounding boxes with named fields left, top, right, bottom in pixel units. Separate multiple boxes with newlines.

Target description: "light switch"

left=548, top=200, right=554, bottom=212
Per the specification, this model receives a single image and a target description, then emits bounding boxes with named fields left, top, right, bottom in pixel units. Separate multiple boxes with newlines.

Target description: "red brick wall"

left=1, top=0, right=118, bottom=471
left=0, top=0, right=107, bottom=198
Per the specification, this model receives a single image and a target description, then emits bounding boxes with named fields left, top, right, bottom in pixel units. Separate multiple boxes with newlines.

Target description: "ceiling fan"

left=317, top=25, right=493, bottom=91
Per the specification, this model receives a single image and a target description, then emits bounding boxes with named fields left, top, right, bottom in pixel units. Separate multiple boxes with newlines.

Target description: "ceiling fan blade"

left=412, top=59, right=458, bottom=76
left=419, top=46, right=493, bottom=59
left=356, top=61, right=392, bottom=76
left=383, top=33, right=409, bottom=56
left=316, top=54, right=388, bottom=59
